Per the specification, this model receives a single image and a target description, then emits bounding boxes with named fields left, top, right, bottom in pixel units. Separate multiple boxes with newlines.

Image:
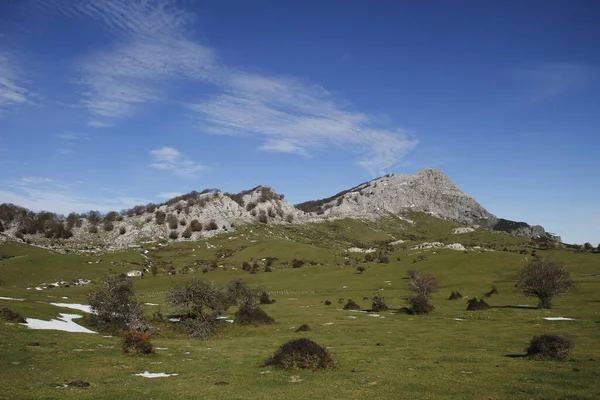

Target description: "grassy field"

left=1, top=216, right=599, bottom=399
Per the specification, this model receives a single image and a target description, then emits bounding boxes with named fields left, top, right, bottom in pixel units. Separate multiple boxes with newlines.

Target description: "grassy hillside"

left=1, top=216, right=598, bottom=399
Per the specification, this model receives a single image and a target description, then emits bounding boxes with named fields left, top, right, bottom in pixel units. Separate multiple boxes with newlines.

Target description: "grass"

left=1, top=216, right=599, bottom=399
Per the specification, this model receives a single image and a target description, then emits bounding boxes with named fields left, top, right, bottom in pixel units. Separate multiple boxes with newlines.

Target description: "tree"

left=87, top=274, right=148, bottom=333
left=404, top=270, right=438, bottom=314
left=166, top=278, right=229, bottom=318
left=518, top=259, right=573, bottom=309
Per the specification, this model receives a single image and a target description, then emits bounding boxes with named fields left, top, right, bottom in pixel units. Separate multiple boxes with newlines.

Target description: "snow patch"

left=50, top=303, right=92, bottom=313
left=0, top=297, right=24, bottom=301
left=543, top=317, right=575, bottom=321
left=133, top=371, right=178, bottom=378
left=25, top=313, right=96, bottom=334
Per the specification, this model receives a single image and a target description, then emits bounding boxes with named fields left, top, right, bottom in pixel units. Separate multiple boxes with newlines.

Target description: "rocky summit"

left=0, top=168, right=559, bottom=249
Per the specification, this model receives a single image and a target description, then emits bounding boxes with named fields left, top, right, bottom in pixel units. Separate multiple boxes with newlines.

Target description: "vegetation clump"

left=343, top=299, right=361, bottom=310
left=122, top=330, right=153, bottom=355
left=526, top=334, right=572, bottom=361
left=1, top=307, right=26, bottom=323
left=371, top=294, right=389, bottom=312
left=235, top=298, right=275, bottom=326
left=259, top=291, right=276, bottom=305
left=295, top=324, right=311, bottom=332
left=448, top=291, right=463, bottom=300
left=466, top=297, right=490, bottom=311
left=266, top=338, right=334, bottom=370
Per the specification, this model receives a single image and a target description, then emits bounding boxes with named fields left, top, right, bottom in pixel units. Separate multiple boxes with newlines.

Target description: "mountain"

left=0, top=169, right=560, bottom=249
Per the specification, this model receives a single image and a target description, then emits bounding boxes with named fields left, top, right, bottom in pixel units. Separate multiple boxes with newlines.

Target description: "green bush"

left=266, top=338, right=334, bottom=370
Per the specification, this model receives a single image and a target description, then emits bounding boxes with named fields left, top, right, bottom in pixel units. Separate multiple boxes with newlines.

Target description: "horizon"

left=1, top=1, right=598, bottom=246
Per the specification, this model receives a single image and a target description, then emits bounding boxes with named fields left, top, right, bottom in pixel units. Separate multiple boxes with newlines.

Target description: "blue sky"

left=0, top=0, right=598, bottom=245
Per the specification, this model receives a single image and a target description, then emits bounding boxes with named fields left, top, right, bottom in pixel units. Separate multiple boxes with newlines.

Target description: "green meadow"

left=1, top=215, right=599, bottom=399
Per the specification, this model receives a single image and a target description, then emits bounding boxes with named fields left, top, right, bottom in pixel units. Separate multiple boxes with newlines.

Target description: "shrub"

left=526, top=334, right=572, bottom=361
left=343, top=299, right=360, bottom=310
left=448, top=291, right=463, bottom=300
left=466, top=297, right=490, bottom=311
left=408, top=271, right=439, bottom=298
left=169, top=230, right=179, bottom=240
left=88, top=225, right=98, bottom=234
left=190, top=219, right=203, bottom=232
left=103, top=220, right=114, bottom=232
left=235, top=300, right=275, bottom=325
left=246, top=202, right=257, bottom=211
left=257, top=210, right=268, bottom=224
left=179, top=219, right=187, bottom=226
left=182, top=226, right=192, bottom=239
left=259, top=291, right=275, bottom=305
left=372, top=294, right=389, bottom=312
left=155, top=211, right=166, bottom=225
left=122, top=331, right=153, bottom=355
left=518, top=259, right=573, bottom=309
left=166, top=214, right=178, bottom=229
left=292, top=259, right=305, bottom=269
left=266, top=338, right=334, bottom=370
left=356, top=266, right=365, bottom=274
left=285, top=214, right=294, bottom=223
left=1, top=307, right=26, bottom=323
left=167, top=278, right=229, bottom=318
left=119, top=227, right=126, bottom=235
left=207, top=220, right=218, bottom=231
left=404, top=295, right=434, bottom=314
left=324, top=300, right=332, bottom=306
left=295, top=324, right=311, bottom=332
left=183, top=314, right=219, bottom=340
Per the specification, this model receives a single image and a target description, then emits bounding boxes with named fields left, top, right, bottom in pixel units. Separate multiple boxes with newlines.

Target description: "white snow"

left=348, top=316, right=357, bottom=319
left=25, top=313, right=96, bottom=334
left=543, top=317, right=575, bottom=321
left=0, top=297, right=24, bottom=301
left=133, top=371, right=178, bottom=378
left=50, top=303, right=92, bottom=313
left=155, top=347, right=168, bottom=350
left=144, top=303, right=159, bottom=306
left=368, top=313, right=380, bottom=317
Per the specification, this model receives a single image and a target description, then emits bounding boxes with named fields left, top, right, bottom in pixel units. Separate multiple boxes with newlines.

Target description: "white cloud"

left=0, top=187, right=148, bottom=215
left=517, top=62, right=598, bottom=103
left=39, top=0, right=418, bottom=175
left=58, top=132, right=90, bottom=140
left=13, top=177, right=54, bottom=186
left=0, top=51, right=33, bottom=114
left=59, top=148, right=74, bottom=155
left=191, top=72, right=418, bottom=175
left=156, top=191, right=185, bottom=199
left=148, top=146, right=205, bottom=178
left=87, top=120, right=113, bottom=128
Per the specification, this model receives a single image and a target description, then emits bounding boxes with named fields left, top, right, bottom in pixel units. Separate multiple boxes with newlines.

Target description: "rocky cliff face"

left=296, top=169, right=495, bottom=226
left=0, top=169, right=557, bottom=249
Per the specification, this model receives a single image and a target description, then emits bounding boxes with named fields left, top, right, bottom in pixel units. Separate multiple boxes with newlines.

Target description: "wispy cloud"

left=0, top=51, right=33, bottom=114
left=38, top=0, right=418, bottom=175
left=0, top=187, right=148, bottom=215
left=156, top=191, right=184, bottom=199
left=191, top=72, right=418, bottom=175
left=40, top=0, right=217, bottom=119
left=58, top=132, right=90, bottom=140
left=12, top=176, right=54, bottom=186
left=518, top=62, right=598, bottom=103
left=148, top=146, right=205, bottom=178
left=87, top=120, right=113, bottom=128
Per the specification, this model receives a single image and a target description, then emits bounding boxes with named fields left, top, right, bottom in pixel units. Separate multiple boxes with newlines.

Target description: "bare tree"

left=87, top=274, right=148, bottom=332
left=518, top=259, right=573, bottom=309
left=166, top=278, right=229, bottom=318
left=404, top=270, right=439, bottom=314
